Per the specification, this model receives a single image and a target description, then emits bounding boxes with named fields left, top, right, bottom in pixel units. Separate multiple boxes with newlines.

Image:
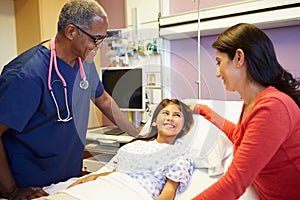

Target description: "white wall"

left=0, top=0, right=17, bottom=73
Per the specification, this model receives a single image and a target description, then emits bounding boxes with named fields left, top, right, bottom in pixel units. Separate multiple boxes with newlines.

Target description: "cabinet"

left=14, top=0, right=65, bottom=54
left=125, top=0, right=160, bottom=27
left=159, top=0, right=300, bottom=100
left=83, top=126, right=134, bottom=173
left=0, top=0, right=17, bottom=72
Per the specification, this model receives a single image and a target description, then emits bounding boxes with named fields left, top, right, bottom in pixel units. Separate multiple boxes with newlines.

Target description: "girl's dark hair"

left=137, top=99, right=194, bottom=141
left=212, top=23, right=300, bottom=107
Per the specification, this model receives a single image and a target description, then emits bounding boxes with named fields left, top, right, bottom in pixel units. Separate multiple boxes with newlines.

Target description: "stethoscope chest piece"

left=80, top=78, right=89, bottom=90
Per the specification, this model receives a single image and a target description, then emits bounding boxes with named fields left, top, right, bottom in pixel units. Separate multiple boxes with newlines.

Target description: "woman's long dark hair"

left=136, top=99, right=194, bottom=141
left=212, top=23, right=300, bottom=107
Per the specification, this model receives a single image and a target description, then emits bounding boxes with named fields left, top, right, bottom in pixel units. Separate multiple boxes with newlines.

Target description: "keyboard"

left=86, top=126, right=133, bottom=144
left=88, top=126, right=125, bottom=135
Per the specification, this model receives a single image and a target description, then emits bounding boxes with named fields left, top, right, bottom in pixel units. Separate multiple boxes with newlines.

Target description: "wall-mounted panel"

left=159, top=0, right=300, bottom=100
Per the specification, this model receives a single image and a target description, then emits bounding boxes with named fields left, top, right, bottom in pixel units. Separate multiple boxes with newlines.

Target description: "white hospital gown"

left=116, top=140, right=194, bottom=199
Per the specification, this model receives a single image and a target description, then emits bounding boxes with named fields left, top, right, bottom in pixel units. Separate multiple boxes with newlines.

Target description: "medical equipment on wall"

left=48, top=37, right=88, bottom=122
left=106, top=29, right=159, bottom=67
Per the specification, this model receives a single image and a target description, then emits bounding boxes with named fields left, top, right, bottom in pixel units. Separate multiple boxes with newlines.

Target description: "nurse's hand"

left=7, top=186, right=48, bottom=200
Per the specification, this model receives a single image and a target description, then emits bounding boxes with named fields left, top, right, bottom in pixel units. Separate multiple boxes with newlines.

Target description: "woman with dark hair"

left=192, top=23, right=300, bottom=199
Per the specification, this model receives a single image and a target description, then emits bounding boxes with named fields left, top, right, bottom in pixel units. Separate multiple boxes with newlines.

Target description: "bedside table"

left=82, top=126, right=134, bottom=173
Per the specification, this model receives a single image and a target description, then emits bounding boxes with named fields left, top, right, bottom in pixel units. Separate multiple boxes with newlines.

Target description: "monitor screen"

left=101, top=67, right=145, bottom=111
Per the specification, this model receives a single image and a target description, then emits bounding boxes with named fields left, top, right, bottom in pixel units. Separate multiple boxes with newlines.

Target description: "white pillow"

left=182, top=99, right=243, bottom=175
left=180, top=114, right=233, bottom=176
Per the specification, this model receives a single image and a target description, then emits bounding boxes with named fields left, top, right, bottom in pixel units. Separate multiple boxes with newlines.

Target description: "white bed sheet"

left=41, top=152, right=258, bottom=200
left=176, top=153, right=259, bottom=200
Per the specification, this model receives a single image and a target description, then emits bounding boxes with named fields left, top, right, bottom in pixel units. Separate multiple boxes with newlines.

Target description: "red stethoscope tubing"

left=47, top=37, right=86, bottom=90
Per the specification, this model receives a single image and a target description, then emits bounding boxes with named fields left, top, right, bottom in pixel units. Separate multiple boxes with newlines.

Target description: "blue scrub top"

left=0, top=43, right=104, bottom=187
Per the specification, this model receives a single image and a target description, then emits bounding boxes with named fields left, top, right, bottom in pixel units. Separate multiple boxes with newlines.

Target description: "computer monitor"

left=101, top=67, right=145, bottom=111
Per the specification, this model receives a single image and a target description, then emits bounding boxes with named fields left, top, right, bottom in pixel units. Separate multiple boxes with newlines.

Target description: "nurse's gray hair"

left=57, top=0, right=107, bottom=31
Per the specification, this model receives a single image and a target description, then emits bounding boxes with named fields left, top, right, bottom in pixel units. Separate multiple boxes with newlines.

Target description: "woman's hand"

left=191, top=103, right=227, bottom=130
left=189, top=104, right=213, bottom=121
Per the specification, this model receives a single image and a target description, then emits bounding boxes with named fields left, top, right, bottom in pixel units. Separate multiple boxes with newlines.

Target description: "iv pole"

left=197, top=0, right=201, bottom=99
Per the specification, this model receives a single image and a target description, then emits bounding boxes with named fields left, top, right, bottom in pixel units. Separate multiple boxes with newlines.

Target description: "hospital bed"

left=1, top=99, right=259, bottom=200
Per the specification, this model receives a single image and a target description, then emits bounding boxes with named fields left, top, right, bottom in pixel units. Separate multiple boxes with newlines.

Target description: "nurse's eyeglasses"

left=72, top=23, right=107, bottom=46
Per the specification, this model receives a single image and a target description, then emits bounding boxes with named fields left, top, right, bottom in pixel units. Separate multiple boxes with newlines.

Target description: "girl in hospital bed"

left=39, top=99, right=194, bottom=200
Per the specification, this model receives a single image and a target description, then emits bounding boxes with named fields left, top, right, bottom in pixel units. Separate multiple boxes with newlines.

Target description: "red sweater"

left=193, top=87, right=300, bottom=200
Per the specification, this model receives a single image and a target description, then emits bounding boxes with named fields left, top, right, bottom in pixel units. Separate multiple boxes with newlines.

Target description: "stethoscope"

left=48, top=37, right=89, bottom=122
